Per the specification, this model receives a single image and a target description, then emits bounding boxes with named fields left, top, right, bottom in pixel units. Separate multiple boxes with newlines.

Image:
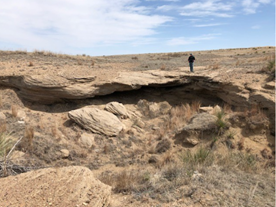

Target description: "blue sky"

left=0, top=0, right=274, bottom=56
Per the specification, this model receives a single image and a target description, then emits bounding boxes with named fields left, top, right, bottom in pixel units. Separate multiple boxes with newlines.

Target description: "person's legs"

left=189, top=62, right=194, bottom=72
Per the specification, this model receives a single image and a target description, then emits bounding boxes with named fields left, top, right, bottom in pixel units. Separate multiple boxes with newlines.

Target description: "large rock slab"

left=0, top=166, right=111, bottom=207
left=68, top=107, right=124, bottom=136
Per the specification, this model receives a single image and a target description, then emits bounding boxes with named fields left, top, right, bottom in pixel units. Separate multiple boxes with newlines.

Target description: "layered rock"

left=0, top=69, right=274, bottom=122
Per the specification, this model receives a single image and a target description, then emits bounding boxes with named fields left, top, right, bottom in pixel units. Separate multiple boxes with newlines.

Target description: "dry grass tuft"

left=91, top=60, right=95, bottom=66
left=191, top=100, right=201, bottom=113
left=18, top=126, right=34, bottom=152
left=99, top=169, right=149, bottom=193
left=25, top=126, right=34, bottom=146
left=157, top=150, right=175, bottom=168
left=0, top=121, right=7, bottom=134
left=11, top=105, right=18, bottom=117
left=169, top=103, right=199, bottom=130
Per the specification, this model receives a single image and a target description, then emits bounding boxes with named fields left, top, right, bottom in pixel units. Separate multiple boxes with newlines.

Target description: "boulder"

left=68, top=107, right=124, bottom=136
left=0, top=166, right=111, bottom=207
left=105, top=102, right=129, bottom=119
left=174, top=113, right=217, bottom=145
left=184, top=113, right=217, bottom=131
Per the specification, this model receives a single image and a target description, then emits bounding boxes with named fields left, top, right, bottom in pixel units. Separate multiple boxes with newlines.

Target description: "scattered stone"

left=148, top=156, right=159, bottom=164
left=186, top=137, right=199, bottom=145
left=212, top=105, right=222, bottom=115
left=80, top=133, right=95, bottom=148
left=149, top=103, right=160, bottom=118
left=199, top=106, right=213, bottom=113
left=134, top=118, right=145, bottom=128
left=0, top=112, right=6, bottom=120
left=60, top=149, right=70, bottom=158
left=155, top=139, right=171, bottom=153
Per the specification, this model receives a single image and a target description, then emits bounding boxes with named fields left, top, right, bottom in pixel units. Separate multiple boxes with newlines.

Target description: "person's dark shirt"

left=188, top=55, right=195, bottom=62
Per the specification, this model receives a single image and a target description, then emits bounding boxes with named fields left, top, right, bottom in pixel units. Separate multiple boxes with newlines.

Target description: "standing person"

left=188, top=53, right=195, bottom=72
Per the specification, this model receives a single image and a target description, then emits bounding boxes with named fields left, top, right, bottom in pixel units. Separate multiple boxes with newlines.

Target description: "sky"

left=0, top=0, right=275, bottom=56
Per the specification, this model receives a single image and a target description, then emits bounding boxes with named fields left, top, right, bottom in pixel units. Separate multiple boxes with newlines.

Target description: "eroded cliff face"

left=0, top=69, right=274, bottom=127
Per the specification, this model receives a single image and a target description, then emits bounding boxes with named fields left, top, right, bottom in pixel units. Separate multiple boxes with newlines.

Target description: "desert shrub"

left=179, top=147, right=213, bottom=168
left=215, top=110, right=228, bottom=135
left=261, top=58, right=275, bottom=75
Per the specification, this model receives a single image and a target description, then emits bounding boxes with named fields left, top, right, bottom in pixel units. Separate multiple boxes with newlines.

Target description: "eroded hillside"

left=0, top=47, right=275, bottom=207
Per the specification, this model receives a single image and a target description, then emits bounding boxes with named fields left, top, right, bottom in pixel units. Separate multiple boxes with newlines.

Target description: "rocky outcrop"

left=0, top=69, right=274, bottom=120
left=0, top=166, right=111, bottom=207
left=68, top=107, right=124, bottom=136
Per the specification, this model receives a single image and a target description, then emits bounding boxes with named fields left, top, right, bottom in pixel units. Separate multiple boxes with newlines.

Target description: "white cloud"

left=242, top=0, right=273, bottom=14
left=167, top=33, right=221, bottom=46
left=0, top=0, right=172, bottom=53
left=180, top=0, right=234, bottom=17
left=157, top=5, right=176, bottom=12
left=251, top=25, right=261, bottom=29
left=146, top=0, right=180, bottom=2
left=194, top=23, right=223, bottom=27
